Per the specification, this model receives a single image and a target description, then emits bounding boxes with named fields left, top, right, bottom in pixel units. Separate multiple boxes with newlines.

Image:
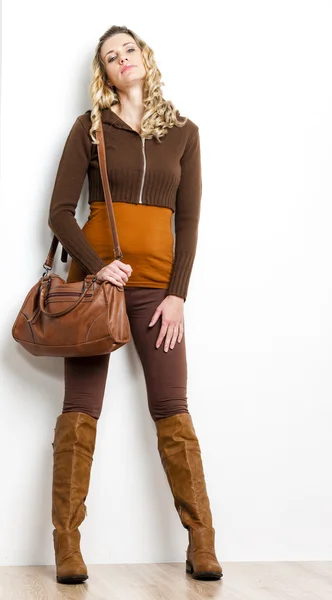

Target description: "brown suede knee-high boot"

left=52, top=411, right=97, bottom=584
left=155, top=413, right=223, bottom=580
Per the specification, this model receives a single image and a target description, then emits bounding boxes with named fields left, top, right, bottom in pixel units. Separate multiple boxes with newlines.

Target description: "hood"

left=100, top=106, right=133, bottom=131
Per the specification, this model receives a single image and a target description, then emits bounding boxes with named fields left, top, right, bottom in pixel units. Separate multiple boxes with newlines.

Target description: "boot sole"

left=186, top=560, right=223, bottom=580
left=56, top=574, right=88, bottom=584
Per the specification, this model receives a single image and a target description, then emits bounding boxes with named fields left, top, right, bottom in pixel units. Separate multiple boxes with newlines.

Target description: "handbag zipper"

left=46, top=292, right=93, bottom=298
left=138, top=137, right=146, bottom=204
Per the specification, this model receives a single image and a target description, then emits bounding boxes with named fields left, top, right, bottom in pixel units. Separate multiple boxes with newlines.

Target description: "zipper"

left=46, top=292, right=93, bottom=298
left=138, top=137, right=146, bottom=204
left=45, top=291, right=93, bottom=304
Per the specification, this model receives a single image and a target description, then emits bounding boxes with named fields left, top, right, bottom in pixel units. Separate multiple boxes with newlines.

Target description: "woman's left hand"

left=148, top=295, right=184, bottom=352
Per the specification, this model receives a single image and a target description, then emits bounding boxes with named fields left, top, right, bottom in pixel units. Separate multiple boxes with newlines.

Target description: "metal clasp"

left=42, top=263, right=52, bottom=277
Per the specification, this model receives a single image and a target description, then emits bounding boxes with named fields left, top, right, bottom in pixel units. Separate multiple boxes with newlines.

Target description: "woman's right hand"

left=96, top=260, right=133, bottom=287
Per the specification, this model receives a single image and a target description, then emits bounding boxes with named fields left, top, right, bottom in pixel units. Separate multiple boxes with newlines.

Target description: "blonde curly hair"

left=89, top=25, right=187, bottom=145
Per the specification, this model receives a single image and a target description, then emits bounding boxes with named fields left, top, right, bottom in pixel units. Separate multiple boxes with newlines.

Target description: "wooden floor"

left=1, top=561, right=331, bottom=599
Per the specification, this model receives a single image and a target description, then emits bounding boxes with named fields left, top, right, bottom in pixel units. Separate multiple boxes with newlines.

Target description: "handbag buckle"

left=42, top=263, right=52, bottom=277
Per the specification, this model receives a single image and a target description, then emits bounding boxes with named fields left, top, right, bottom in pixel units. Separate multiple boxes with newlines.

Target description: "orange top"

left=68, top=201, right=175, bottom=288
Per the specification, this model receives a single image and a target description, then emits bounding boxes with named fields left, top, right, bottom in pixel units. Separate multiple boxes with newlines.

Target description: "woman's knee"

left=149, top=397, right=189, bottom=422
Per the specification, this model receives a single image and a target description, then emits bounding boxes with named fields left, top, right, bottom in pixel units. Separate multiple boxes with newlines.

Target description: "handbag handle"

left=35, top=277, right=98, bottom=319
left=43, top=116, right=123, bottom=275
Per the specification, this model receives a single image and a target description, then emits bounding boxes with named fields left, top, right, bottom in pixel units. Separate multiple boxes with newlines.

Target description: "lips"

left=121, top=65, right=135, bottom=74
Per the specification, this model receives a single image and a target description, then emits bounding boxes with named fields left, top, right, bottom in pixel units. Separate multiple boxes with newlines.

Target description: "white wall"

left=1, top=0, right=331, bottom=566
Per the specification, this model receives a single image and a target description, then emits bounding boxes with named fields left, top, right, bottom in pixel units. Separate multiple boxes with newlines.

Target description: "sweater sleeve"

left=48, top=117, right=106, bottom=274
left=165, top=127, right=202, bottom=302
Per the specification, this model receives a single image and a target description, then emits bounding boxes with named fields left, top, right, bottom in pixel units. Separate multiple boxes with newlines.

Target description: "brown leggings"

left=62, top=287, right=189, bottom=422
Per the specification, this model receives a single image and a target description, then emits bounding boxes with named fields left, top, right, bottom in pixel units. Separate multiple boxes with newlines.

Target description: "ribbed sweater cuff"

left=165, top=252, right=195, bottom=302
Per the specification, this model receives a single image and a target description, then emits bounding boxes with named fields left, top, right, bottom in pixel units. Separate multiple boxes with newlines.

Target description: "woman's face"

left=101, top=33, right=146, bottom=91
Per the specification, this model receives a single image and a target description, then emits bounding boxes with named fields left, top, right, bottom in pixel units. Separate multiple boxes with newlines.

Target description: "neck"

left=114, top=84, right=145, bottom=125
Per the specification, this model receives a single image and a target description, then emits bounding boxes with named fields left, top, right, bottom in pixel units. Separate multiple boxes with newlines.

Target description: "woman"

left=48, top=24, right=222, bottom=584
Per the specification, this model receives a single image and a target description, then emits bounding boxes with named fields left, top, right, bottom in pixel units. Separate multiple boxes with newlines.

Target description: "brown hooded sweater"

left=48, top=107, right=202, bottom=301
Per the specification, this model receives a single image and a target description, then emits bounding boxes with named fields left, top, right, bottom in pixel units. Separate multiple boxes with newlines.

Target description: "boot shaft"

left=155, top=413, right=213, bottom=530
left=52, top=411, right=97, bottom=532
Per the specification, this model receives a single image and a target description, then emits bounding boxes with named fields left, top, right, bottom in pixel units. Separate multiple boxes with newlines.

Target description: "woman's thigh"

left=124, top=287, right=189, bottom=421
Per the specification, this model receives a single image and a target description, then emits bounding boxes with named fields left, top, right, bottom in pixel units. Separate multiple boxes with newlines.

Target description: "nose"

left=120, top=55, right=129, bottom=64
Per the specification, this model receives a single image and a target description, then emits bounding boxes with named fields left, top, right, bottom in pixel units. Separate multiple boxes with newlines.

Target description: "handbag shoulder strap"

left=96, top=122, right=123, bottom=261
left=44, top=116, right=123, bottom=273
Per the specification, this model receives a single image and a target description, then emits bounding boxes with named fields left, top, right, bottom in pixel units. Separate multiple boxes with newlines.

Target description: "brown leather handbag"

left=12, top=120, right=131, bottom=357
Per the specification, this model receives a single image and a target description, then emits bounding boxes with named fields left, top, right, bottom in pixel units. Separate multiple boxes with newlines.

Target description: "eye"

left=107, top=47, right=135, bottom=63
